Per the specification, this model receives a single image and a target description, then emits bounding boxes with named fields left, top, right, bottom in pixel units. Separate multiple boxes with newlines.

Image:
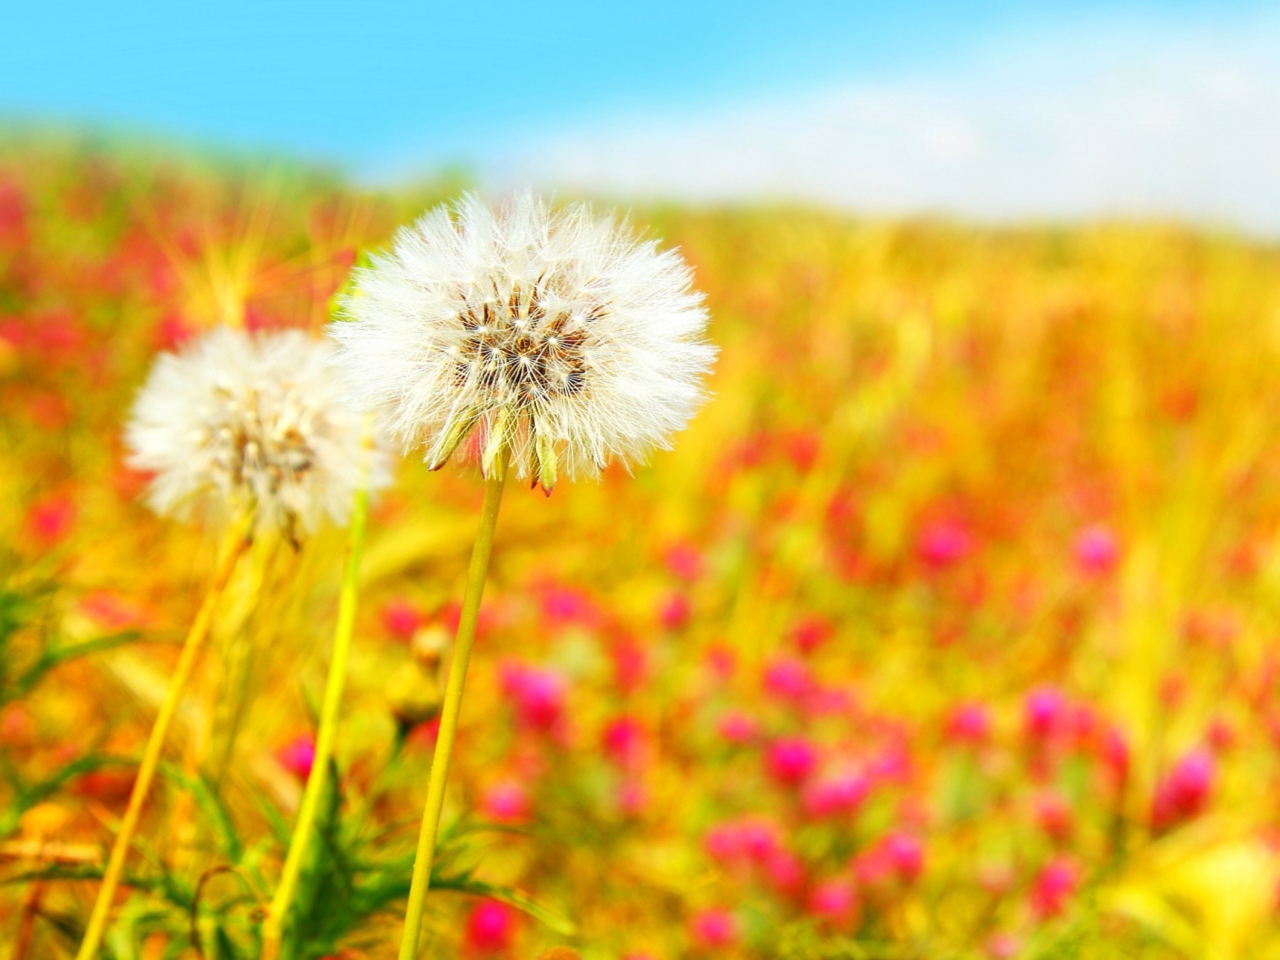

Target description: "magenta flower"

left=276, top=735, right=316, bottom=781
left=1024, top=686, right=1068, bottom=741
left=25, top=496, right=76, bottom=546
left=690, top=908, right=738, bottom=948
left=659, top=592, right=692, bottom=630
left=480, top=780, right=531, bottom=823
left=791, top=615, right=834, bottom=654
left=603, top=716, right=647, bottom=769
left=763, top=656, right=814, bottom=703
left=946, top=702, right=992, bottom=745
left=500, top=662, right=568, bottom=733
left=802, top=771, right=871, bottom=819
left=1152, top=748, right=1215, bottom=830
left=464, top=899, right=516, bottom=953
left=1030, top=856, right=1079, bottom=919
left=765, top=848, right=807, bottom=896
left=1074, top=524, right=1119, bottom=575
left=918, top=518, right=972, bottom=569
left=379, top=598, right=424, bottom=641
left=807, top=876, right=859, bottom=929
left=766, top=737, right=819, bottom=786
left=539, top=584, right=597, bottom=627
left=717, top=710, right=760, bottom=745
left=610, top=636, right=649, bottom=693
left=859, top=832, right=925, bottom=885
left=1034, top=791, right=1074, bottom=841
left=665, top=542, right=705, bottom=581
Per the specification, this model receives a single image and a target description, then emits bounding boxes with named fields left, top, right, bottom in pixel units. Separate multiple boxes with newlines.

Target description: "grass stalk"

left=260, top=486, right=370, bottom=960
left=74, top=513, right=254, bottom=960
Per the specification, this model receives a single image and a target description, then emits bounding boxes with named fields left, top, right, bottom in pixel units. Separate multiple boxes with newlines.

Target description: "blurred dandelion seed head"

left=328, top=190, right=716, bottom=489
left=125, top=326, right=390, bottom=534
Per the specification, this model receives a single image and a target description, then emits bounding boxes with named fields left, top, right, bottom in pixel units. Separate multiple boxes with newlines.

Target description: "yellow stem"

left=398, top=452, right=509, bottom=960
left=75, top=514, right=253, bottom=960
left=261, top=487, right=369, bottom=960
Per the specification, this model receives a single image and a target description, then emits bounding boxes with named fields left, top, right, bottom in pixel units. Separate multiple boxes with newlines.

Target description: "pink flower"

left=703, top=822, right=743, bottom=863
left=659, top=593, right=692, bottom=630
left=153, top=312, right=195, bottom=351
left=802, top=772, right=871, bottom=819
left=1024, top=686, right=1068, bottom=741
left=603, top=716, right=647, bottom=769
left=807, top=877, right=858, bottom=929
left=464, top=899, right=516, bottom=953
left=791, top=615, right=833, bottom=654
left=481, top=780, right=531, bottom=823
left=858, top=832, right=925, bottom=885
left=764, top=849, right=806, bottom=895
left=1207, top=717, right=1236, bottom=752
left=540, top=584, right=596, bottom=627
left=717, top=710, right=759, bottom=745
left=1101, top=725, right=1130, bottom=784
left=1152, top=748, right=1214, bottom=830
left=500, top=663, right=567, bottom=733
left=918, top=518, right=972, bottom=569
left=25, top=497, right=75, bottom=546
left=705, top=645, right=736, bottom=680
left=665, top=542, right=705, bottom=581
left=611, top=636, right=648, bottom=693
left=1035, top=792, right=1074, bottom=841
left=276, top=735, right=316, bottom=781
left=946, top=702, right=991, bottom=745
left=766, top=737, right=818, bottom=786
left=1074, top=524, right=1119, bottom=575
left=1068, top=703, right=1101, bottom=749
left=690, top=909, right=737, bottom=948
left=1030, top=856, right=1079, bottom=918
left=763, top=657, right=814, bottom=702
left=987, top=933, right=1022, bottom=959
left=380, top=598, right=424, bottom=641
left=703, top=817, right=780, bottom=866
left=617, top=778, right=648, bottom=816
left=738, top=818, right=781, bottom=861
left=867, top=744, right=913, bottom=784
left=883, top=832, right=925, bottom=881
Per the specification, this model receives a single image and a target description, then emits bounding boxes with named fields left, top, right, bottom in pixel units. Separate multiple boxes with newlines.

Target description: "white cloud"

left=479, top=15, right=1280, bottom=234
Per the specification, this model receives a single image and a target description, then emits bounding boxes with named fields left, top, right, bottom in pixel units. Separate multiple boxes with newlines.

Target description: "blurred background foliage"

left=4, top=138, right=1280, bottom=958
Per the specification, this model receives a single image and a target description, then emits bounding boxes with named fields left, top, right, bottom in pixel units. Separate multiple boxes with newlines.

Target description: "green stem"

left=261, top=487, right=369, bottom=960
left=75, top=514, right=253, bottom=960
left=398, top=453, right=509, bottom=960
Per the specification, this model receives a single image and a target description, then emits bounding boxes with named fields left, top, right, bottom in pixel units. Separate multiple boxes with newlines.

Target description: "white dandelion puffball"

left=126, top=326, right=390, bottom=534
left=328, top=191, right=716, bottom=492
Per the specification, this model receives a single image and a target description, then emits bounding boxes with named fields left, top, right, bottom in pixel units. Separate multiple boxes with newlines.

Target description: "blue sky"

left=4, top=2, right=1280, bottom=229
left=0, top=1, right=1257, bottom=161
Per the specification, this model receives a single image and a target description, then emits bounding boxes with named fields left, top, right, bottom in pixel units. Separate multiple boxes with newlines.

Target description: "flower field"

left=5, top=141, right=1280, bottom=959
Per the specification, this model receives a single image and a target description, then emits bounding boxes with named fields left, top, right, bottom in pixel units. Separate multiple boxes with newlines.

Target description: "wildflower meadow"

left=4, top=141, right=1280, bottom=960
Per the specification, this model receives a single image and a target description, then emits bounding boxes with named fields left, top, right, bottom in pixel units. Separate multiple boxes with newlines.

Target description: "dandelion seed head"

left=125, top=326, right=389, bottom=534
left=328, top=191, right=716, bottom=490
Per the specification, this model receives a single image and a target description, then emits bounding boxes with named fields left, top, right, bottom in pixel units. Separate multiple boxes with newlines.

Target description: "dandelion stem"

left=398, top=451, right=509, bottom=960
left=75, top=513, right=253, bottom=960
left=261, top=486, right=369, bottom=960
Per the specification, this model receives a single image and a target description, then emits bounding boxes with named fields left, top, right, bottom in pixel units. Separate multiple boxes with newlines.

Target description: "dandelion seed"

left=126, top=326, right=389, bottom=535
left=328, top=191, right=715, bottom=492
